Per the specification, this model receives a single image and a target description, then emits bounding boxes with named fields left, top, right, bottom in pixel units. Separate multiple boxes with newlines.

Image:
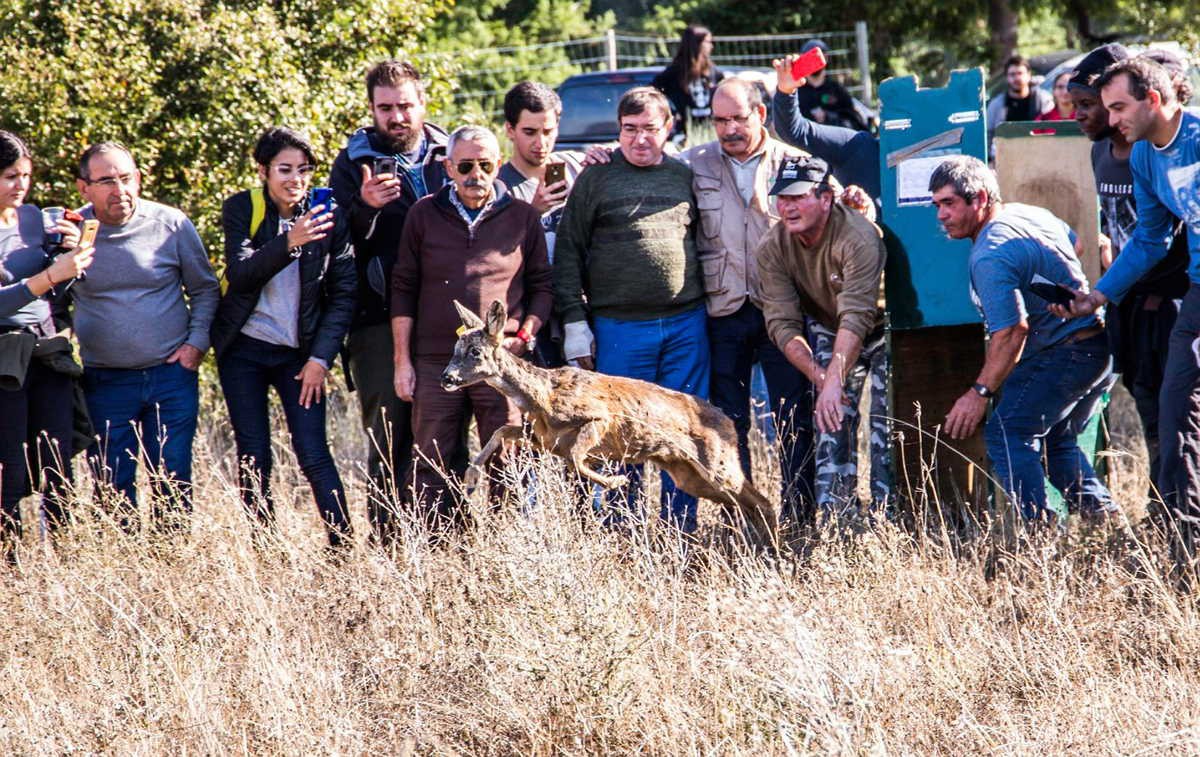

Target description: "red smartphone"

left=791, top=47, right=827, bottom=80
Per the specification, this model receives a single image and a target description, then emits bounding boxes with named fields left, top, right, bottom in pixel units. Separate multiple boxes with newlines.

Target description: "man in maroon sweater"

left=391, top=125, right=553, bottom=524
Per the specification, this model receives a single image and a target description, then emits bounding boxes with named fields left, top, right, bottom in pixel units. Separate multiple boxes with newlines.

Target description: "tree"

left=0, top=0, right=445, bottom=253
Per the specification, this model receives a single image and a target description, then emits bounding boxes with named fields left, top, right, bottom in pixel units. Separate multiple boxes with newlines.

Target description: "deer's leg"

left=567, top=421, right=628, bottom=489
left=465, top=424, right=524, bottom=490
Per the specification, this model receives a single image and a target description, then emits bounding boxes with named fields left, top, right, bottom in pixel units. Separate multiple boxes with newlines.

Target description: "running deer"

left=441, top=300, right=779, bottom=546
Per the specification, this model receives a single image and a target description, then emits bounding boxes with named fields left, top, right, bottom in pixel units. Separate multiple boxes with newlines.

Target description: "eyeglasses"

left=620, top=123, right=666, bottom=137
left=84, top=172, right=138, bottom=189
left=712, top=113, right=755, bottom=127
left=272, top=164, right=316, bottom=178
left=455, top=159, right=496, bottom=175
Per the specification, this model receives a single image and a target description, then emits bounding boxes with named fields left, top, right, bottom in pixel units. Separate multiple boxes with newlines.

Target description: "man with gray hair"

left=391, top=125, right=552, bottom=526
left=66, top=141, right=219, bottom=532
left=930, top=155, right=1116, bottom=523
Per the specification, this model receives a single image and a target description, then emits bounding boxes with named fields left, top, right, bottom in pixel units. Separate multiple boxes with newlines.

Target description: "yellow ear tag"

left=456, top=325, right=467, bottom=337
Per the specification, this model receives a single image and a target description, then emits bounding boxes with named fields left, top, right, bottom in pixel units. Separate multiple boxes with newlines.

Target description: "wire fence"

left=413, top=24, right=871, bottom=122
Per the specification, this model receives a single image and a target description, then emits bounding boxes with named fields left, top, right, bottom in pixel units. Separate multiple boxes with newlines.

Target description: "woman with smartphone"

left=651, top=25, right=725, bottom=134
left=210, top=127, right=357, bottom=550
left=0, top=131, right=94, bottom=555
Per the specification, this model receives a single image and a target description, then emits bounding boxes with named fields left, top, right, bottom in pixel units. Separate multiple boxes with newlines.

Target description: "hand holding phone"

left=790, top=47, right=827, bottom=81
left=544, top=161, right=566, bottom=187
left=1029, top=274, right=1077, bottom=306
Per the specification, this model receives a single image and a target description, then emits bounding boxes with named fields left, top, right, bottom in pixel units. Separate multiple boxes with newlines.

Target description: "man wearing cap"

left=1068, top=44, right=1189, bottom=497
left=681, top=75, right=815, bottom=520
left=793, top=40, right=869, bottom=132
left=1058, top=56, right=1200, bottom=553
left=931, top=155, right=1117, bottom=523
left=756, top=155, right=892, bottom=517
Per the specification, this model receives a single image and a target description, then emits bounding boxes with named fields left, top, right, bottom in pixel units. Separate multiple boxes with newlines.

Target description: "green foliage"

left=0, top=0, right=445, bottom=253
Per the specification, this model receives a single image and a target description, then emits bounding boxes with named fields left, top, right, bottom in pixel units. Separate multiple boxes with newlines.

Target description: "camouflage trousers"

left=808, top=322, right=893, bottom=513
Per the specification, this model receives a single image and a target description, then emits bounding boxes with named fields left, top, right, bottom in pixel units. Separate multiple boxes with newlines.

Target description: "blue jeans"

left=83, top=360, right=199, bottom=530
left=985, top=334, right=1116, bottom=520
left=708, top=301, right=814, bottom=520
left=218, top=335, right=350, bottom=547
left=1157, top=285, right=1200, bottom=529
left=594, top=304, right=710, bottom=532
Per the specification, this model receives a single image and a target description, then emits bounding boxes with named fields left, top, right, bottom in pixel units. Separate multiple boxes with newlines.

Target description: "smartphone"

left=310, top=186, right=335, bottom=212
left=79, top=219, right=100, bottom=248
left=544, top=161, right=567, bottom=187
left=373, top=156, right=398, bottom=177
left=791, top=47, right=827, bottom=80
left=1029, top=280, right=1076, bottom=306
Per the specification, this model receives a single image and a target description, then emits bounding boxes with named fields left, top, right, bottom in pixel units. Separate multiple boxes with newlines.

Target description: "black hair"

left=1096, top=57, right=1176, bottom=105
left=252, top=127, right=317, bottom=168
left=1004, top=55, right=1031, bottom=73
left=0, top=131, right=31, bottom=172
left=503, top=81, right=562, bottom=126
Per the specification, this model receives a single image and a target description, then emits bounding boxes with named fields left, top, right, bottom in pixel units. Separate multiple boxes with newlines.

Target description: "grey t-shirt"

left=72, top=199, right=219, bottom=369
left=969, top=203, right=1100, bottom=358
left=0, top=204, right=53, bottom=332
left=240, top=217, right=301, bottom=348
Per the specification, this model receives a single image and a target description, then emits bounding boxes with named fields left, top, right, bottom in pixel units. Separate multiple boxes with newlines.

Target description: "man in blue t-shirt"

left=1059, top=57, right=1200, bottom=552
left=930, top=156, right=1116, bottom=521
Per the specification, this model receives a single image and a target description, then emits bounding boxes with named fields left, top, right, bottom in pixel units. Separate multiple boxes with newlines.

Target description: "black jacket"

left=210, top=189, right=357, bottom=363
left=651, top=65, right=726, bottom=125
left=328, top=123, right=450, bottom=328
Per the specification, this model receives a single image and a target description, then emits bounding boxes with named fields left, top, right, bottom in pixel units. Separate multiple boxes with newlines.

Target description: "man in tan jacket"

left=680, top=76, right=816, bottom=521
left=757, top=155, right=892, bottom=519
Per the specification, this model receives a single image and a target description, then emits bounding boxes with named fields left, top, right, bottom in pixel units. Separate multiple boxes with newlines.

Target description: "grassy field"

left=2, top=377, right=1199, bottom=754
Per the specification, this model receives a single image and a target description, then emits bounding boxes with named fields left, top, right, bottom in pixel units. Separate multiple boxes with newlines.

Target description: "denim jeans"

left=218, top=335, right=350, bottom=547
left=985, top=334, right=1116, bottom=520
left=83, top=360, right=199, bottom=531
left=1157, top=285, right=1200, bottom=530
left=708, top=301, right=814, bottom=520
left=593, top=304, right=710, bottom=532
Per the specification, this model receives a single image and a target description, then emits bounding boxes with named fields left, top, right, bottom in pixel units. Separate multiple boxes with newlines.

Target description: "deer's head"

left=442, top=300, right=508, bottom=391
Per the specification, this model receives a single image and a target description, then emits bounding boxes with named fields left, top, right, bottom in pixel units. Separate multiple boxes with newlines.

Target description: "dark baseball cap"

left=801, top=39, right=830, bottom=54
left=1140, top=47, right=1188, bottom=78
left=769, top=155, right=832, bottom=196
left=1067, top=43, right=1130, bottom=93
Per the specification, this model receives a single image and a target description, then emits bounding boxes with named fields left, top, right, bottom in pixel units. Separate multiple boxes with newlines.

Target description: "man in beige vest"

left=680, top=76, right=815, bottom=521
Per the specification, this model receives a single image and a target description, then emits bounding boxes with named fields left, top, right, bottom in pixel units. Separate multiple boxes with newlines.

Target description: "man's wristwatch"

left=516, top=327, right=537, bottom=351
left=971, top=382, right=995, bottom=399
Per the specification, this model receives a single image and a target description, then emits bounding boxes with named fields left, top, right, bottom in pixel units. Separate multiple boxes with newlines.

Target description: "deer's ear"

left=485, top=300, right=507, bottom=342
left=454, top=300, right=485, bottom=331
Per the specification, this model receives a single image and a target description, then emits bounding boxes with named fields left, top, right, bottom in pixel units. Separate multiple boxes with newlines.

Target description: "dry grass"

left=2, top=377, right=1200, bottom=754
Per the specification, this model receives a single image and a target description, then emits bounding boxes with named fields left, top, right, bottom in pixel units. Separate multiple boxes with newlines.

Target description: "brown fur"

left=442, top=301, right=778, bottom=546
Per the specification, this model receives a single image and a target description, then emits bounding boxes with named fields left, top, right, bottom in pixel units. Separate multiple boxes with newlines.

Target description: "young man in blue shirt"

left=1058, top=57, right=1200, bottom=553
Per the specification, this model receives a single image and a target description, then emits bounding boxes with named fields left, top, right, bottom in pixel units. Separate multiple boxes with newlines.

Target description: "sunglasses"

left=455, top=159, right=496, bottom=175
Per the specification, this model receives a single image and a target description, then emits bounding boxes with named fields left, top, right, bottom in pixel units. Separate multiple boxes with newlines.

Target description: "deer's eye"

left=469, top=346, right=482, bottom=358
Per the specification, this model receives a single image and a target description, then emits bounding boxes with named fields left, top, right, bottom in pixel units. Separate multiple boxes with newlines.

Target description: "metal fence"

left=413, top=23, right=872, bottom=121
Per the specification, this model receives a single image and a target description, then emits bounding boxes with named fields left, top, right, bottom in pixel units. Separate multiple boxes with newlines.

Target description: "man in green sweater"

left=553, top=86, right=708, bottom=533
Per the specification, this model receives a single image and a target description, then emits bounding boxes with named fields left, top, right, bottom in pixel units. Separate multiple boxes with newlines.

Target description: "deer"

left=441, top=300, right=779, bottom=548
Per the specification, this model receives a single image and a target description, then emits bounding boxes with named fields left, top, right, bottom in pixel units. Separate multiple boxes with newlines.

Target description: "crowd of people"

left=1, top=37, right=1198, bottom=562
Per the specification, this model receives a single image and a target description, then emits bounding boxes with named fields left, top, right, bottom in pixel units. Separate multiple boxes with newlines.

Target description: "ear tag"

left=456, top=325, right=467, bottom=337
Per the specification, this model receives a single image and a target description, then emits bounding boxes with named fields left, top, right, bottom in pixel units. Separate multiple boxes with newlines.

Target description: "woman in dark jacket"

left=211, top=127, right=356, bottom=548
left=0, top=131, right=91, bottom=556
left=651, top=25, right=725, bottom=132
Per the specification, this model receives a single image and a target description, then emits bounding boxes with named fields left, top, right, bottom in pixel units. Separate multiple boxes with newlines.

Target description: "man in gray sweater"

left=63, top=142, right=219, bottom=531
left=554, top=86, right=707, bottom=533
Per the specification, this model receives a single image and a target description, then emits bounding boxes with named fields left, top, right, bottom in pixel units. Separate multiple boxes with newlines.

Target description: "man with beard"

left=329, top=59, right=451, bottom=545
left=679, top=76, right=816, bottom=522
left=1057, top=58, right=1200, bottom=560
left=1068, top=44, right=1189, bottom=497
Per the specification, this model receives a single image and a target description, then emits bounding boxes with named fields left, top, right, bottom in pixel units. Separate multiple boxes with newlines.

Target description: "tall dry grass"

left=2, top=377, right=1200, bottom=754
